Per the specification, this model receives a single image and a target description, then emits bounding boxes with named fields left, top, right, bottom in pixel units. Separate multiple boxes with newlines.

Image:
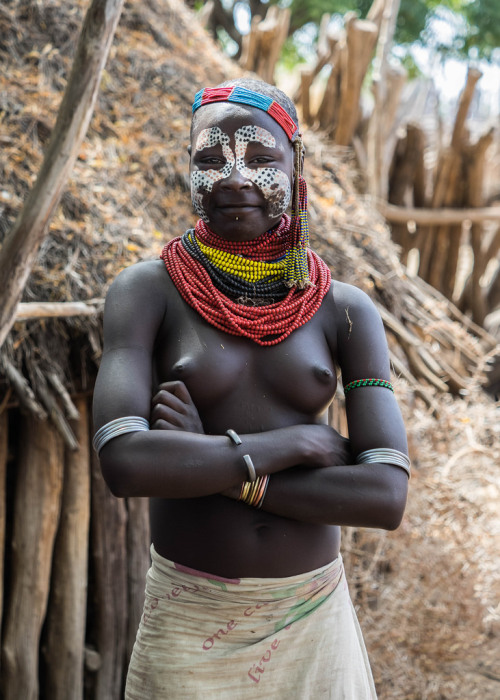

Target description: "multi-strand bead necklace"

left=182, top=217, right=290, bottom=303
left=161, top=216, right=331, bottom=346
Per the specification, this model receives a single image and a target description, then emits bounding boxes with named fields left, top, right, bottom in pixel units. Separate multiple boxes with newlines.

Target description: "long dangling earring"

left=284, top=135, right=310, bottom=289
left=292, top=136, right=302, bottom=216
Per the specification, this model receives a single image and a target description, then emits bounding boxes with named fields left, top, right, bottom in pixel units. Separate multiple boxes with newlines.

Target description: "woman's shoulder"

left=107, top=259, right=168, bottom=299
left=329, top=279, right=385, bottom=347
left=330, top=279, right=379, bottom=314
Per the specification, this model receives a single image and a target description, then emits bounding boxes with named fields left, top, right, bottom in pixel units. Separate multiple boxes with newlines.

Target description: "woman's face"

left=190, top=103, right=294, bottom=241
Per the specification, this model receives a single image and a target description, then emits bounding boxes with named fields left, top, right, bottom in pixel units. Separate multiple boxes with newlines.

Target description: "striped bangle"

left=344, top=378, right=394, bottom=394
left=226, top=429, right=257, bottom=483
left=239, top=475, right=270, bottom=508
left=93, top=416, right=150, bottom=454
left=356, top=448, right=411, bottom=478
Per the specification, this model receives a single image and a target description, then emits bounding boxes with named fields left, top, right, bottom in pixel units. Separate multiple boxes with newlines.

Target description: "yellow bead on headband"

left=192, top=85, right=310, bottom=288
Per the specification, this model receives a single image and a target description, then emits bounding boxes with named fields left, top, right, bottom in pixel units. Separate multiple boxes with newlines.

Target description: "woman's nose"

left=220, top=163, right=252, bottom=189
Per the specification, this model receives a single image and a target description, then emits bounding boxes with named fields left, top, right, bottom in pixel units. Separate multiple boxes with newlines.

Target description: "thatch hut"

left=0, top=0, right=498, bottom=698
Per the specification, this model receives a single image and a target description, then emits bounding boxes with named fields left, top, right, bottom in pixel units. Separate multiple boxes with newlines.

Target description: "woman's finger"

left=156, top=380, right=193, bottom=405
left=150, top=403, right=186, bottom=427
left=150, top=418, right=180, bottom=431
left=152, top=388, right=188, bottom=414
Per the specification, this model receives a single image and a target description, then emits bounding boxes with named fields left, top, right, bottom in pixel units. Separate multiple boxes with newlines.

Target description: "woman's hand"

left=300, top=424, right=352, bottom=469
left=150, top=381, right=204, bottom=433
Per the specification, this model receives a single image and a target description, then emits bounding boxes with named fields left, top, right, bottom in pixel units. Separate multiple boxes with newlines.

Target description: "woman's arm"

left=93, top=263, right=347, bottom=499
left=229, top=283, right=409, bottom=529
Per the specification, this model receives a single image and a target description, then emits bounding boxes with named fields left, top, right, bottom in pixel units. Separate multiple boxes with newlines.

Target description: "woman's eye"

left=249, top=156, right=274, bottom=165
left=200, top=156, right=224, bottom=166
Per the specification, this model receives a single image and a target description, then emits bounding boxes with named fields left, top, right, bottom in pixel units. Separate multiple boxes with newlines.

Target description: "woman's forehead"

left=191, top=103, right=289, bottom=145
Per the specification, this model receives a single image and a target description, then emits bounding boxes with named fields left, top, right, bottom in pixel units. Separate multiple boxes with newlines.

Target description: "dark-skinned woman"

left=92, top=78, right=409, bottom=699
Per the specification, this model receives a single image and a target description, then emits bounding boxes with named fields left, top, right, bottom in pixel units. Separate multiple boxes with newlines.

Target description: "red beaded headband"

left=192, top=86, right=299, bottom=141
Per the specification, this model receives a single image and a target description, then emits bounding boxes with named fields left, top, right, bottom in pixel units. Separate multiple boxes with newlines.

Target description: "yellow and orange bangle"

left=239, top=475, right=270, bottom=509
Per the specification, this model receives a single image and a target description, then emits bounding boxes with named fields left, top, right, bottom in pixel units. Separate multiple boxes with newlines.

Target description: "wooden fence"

left=0, top=400, right=150, bottom=700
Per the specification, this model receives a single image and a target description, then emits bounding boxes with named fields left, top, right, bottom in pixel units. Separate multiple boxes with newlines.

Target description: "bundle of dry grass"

left=0, top=0, right=498, bottom=697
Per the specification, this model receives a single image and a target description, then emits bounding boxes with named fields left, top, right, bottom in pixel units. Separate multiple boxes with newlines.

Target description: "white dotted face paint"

left=190, top=123, right=291, bottom=222
left=191, top=127, right=234, bottom=222
left=234, top=126, right=291, bottom=218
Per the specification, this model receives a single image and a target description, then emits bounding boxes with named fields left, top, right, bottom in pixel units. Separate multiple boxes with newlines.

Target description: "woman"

left=93, top=78, right=409, bottom=699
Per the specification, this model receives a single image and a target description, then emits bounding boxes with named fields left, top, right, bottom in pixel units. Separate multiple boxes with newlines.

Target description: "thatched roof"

left=0, top=0, right=497, bottom=409
left=0, top=0, right=499, bottom=695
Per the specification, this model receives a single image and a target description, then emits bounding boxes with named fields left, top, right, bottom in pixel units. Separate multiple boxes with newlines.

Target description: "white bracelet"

left=226, top=429, right=257, bottom=482
left=243, top=454, right=257, bottom=483
left=93, top=416, right=150, bottom=454
left=356, top=448, right=411, bottom=478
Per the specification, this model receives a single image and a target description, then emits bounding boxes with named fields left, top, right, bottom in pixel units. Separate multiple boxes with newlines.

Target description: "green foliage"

left=398, top=52, right=424, bottom=80
left=204, top=0, right=499, bottom=64
left=272, top=0, right=498, bottom=61
left=461, top=0, right=500, bottom=60
left=279, top=35, right=310, bottom=70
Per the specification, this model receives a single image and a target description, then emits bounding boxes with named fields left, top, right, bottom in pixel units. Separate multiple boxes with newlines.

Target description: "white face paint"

left=191, top=124, right=291, bottom=222
left=191, top=127, right=235, bottom=222
left=234, top=125, right=291, bottom=218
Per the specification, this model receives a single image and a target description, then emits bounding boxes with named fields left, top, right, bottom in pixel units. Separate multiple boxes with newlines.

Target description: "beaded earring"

left=285, top=135, right=309, bottom=289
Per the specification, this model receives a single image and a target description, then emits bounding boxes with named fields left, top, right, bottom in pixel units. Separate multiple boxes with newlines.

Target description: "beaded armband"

left=344, top=378, right=394, bottom=394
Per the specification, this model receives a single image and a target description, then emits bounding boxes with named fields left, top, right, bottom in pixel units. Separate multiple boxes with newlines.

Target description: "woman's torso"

left=150, top=269, right=342, bottom=578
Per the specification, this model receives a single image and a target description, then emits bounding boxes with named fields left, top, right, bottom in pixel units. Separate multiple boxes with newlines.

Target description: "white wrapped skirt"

left=125, top=545, right=377, bottom=699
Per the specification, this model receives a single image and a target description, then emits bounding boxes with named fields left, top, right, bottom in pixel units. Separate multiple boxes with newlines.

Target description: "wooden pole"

left=0, top=0, right=125, bottom=350
left=379, top=203, right=500, bottom=225
left=462, top=128, right=495, bottom=324
left=316, top=43, right=342, bottom=135
left=335, top=15, right=378, bottom=147
left=387, top=123, right=425, bottom=259
left=300, top=69, right=314, bottom=126
left=451, top=67, right=483, bottom=150
left=89, top=449, right=128, bottom=699
left=15, top=300, right=104, bottom=321
left=0, top=409, right=7, bottom=663
left=365, top=0, right=401, bottom=197
left=418, top=65, right=482, bottom=287
left=1, top=416, right=64, bottom=700
left=42, top=397, right=91, bottom=700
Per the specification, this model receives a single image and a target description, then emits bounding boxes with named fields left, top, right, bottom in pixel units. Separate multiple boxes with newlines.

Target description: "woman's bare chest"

left=155, top=297, right=338, bottom=429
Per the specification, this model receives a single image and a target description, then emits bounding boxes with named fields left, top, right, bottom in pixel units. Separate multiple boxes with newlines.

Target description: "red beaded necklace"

left=161, top=217, right=331, bottom=346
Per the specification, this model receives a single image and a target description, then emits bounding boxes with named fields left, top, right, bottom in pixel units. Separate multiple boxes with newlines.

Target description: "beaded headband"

left=192, top=86, right=299, bottom=141
left=192, top=85, right=310, bottom=288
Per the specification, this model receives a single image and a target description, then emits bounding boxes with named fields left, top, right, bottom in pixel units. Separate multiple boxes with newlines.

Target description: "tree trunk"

left=89, top=449, right=128, bottom=700
left=0, top=0, right=125, bottom=350
left=1, top=417, right=64, bottom=700
left=41, top=397, right=91, bottom=700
